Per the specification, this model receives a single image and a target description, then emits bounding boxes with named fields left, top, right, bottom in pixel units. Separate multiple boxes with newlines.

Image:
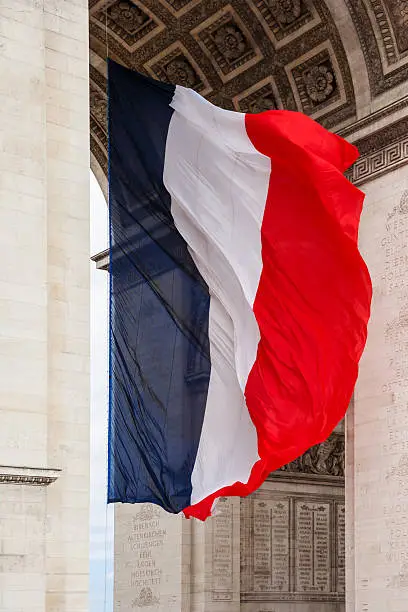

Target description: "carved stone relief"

left=278, top=432, right=345, bottom=478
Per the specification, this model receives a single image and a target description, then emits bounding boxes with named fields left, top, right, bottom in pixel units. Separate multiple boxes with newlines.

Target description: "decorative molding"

left=345, top=0, right=408, bottom=96
left=345, top=115, right=408, bottom=185
left=91, top=248, right=109, bottom=270
left=337, top=95, right=408, bottom=140
left=0, top=466, right=61, bottom=487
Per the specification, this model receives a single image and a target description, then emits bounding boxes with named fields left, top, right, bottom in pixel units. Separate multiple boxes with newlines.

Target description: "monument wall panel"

left=240, top=477, right=344, bottom=612
left=114, top=503, right=189, bottom=612
left=349, top=164, right=408, bottom=612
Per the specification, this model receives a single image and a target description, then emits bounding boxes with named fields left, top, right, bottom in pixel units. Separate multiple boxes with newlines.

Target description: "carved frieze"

left=279, top=433, right=345, bottom=478
left=345, top=116, right=408, bottom=185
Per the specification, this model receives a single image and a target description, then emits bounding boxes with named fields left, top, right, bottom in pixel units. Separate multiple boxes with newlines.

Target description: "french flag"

left=107, top=60, right=371, bottom=521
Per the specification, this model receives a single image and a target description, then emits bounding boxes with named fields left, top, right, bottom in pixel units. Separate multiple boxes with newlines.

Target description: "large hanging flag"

left=107, top=59, right=371, bottom=521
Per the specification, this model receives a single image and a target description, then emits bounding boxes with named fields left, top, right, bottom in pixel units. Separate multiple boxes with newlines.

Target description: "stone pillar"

left=114, top=504, right=191, bottom=612
left=0, top=1, right=90, bottom=610
left=347, top=166, right=408, bottom=611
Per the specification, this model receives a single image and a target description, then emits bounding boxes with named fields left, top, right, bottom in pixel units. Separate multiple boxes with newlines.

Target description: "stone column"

left=114, top=504, right=191, bottom=612
left=0, top=1, right=90, bottom=610
left=347, top=166, right=408, bottom=611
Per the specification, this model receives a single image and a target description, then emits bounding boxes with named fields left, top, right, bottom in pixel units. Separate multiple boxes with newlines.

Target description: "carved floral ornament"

left=266, top=0, right=302, bottom=24
left=303, top=64, right=335, bottom=103
left=109, top=1, right=148, bottom=34
left=213, top=24, right=247, bottom=62
left=165, top=58, right=196, bottom=87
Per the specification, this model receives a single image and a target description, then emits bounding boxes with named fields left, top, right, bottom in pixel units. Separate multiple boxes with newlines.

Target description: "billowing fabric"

left=107, top=59, right=372, bottom=521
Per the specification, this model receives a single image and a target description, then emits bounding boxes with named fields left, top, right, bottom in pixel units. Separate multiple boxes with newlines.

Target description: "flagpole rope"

left=105, top=2, right=110, bottom=61
left=104, top=7, right=110, bottom=612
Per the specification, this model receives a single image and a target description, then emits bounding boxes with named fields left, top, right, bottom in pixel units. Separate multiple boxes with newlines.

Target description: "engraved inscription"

left=336, top=504, right=345, bottom=592
left=126, top=505, right=167, bottom=604
left=240, top=498, right=252, bottom=592
left=253, top=499, right=290, bottom=592
left=240, top=492, right=345, bottom=603
left=253, top=500, right=271, bottom=591
left=212, top=497, right=233, bottom=601
left=295, top=502, right=331, bottom=592
left=271, top=501, right=290, bottom=591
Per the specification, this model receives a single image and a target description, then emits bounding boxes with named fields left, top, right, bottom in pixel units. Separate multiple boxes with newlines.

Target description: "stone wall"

left=113, top=431, right=345, bottom=612
left=0, top=1, right=90, bottom=610
left=347, top=164, right=408, bottom=612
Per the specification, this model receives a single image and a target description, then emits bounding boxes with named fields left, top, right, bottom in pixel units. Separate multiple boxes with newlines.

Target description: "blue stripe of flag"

left=107, top=60, right=211, bottom=513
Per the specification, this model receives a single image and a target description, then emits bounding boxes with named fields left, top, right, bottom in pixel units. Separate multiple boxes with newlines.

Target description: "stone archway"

left=88, top=2, right=408, bottom=611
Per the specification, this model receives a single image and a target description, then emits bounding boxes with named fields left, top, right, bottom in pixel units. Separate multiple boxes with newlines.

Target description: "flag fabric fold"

left=107, top=59, right=371, bottom=521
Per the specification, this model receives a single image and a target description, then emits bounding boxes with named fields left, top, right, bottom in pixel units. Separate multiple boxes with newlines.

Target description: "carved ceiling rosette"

left=267, top=0, right=303, bottom=25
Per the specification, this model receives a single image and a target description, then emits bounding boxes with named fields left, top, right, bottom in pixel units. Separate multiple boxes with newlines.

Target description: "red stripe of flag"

left=184, top=111, right=371, bottom=521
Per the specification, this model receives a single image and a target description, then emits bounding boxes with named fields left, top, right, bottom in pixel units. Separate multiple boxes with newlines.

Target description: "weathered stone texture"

left=0, top=0, right=90, bottom=610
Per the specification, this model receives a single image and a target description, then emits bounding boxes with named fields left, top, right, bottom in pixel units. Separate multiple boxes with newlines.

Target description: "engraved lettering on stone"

left=253, top=498, right=290, bottom=592
left=336, top=504, right=345, bottom=592
left=133, top=504, right=160, bottom=522
left=253, top=500, right=271, bottom=592
left=126, top=504, right=166, bottom=603
left=240, top=498, right=252, bottom=591
left=271, top=501, right=290, bottom=591
left=381, top=189, right=408, bottom=499
left=212, top=497, right=233, bottom=600
left=295, top=502, right=331, bottom=592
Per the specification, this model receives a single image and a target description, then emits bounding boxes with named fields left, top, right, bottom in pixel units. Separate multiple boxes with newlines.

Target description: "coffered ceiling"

left=89, top=0, right=408, bottom=181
